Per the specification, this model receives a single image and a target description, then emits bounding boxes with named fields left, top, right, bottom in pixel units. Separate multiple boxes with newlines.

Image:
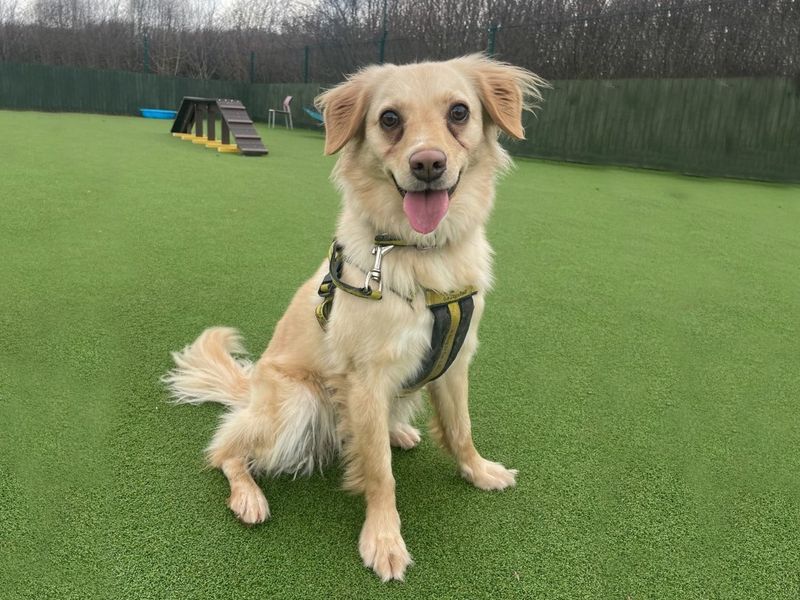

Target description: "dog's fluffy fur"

left=164, top=54, right=544, bottom=581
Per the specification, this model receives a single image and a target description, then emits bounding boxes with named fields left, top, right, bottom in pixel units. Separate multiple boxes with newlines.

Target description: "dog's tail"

left=163, top=327, right=253, bottom=407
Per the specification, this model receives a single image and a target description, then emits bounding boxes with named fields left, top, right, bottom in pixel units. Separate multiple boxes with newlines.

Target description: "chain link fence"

left=1, top=1, right=798, bottom=83
left=241, top=0, right=800, bottom=83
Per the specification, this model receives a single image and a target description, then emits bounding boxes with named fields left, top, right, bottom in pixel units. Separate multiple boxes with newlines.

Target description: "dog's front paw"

left=228, top=481, right=270, bottom=525
left=390, top=424, right=421, bottom=450
left=359, top=517, right=412, bottom=581
left=460, top=457, right=518, bottom=491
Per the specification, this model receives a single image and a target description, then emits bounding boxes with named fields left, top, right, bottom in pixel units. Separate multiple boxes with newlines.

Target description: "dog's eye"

left=449, top=104, right=469, bottom=123
left=380, top=110, right=400, bottom=129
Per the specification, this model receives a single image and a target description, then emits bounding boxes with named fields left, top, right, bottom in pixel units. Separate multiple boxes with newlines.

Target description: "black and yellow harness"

left=315, top=235, right=477, bottom=392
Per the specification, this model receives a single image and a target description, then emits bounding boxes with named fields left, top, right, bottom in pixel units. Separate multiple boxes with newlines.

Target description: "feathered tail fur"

left=163, top=327, right=253, bottom=407
left=163, top=326, right=338, bottom=477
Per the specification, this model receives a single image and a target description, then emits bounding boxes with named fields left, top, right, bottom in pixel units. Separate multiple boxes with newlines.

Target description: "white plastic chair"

left=268, top=96, right=293, bottom=129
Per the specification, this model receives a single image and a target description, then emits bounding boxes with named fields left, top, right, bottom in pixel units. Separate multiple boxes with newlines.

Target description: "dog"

left=164, top=54, right=544, bottom=582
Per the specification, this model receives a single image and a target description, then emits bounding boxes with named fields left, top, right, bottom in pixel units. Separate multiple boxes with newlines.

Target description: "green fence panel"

left=0, top=63, right=327, bottom=130
left=0, top=63, right=250, bottom=115
left=1, top=63, right=797, bottom=182
left=511, top=78, right=800, bottom=182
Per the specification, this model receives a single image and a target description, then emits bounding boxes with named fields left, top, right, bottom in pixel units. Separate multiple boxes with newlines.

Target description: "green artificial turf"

left=1, top=110, right=799, bottom=599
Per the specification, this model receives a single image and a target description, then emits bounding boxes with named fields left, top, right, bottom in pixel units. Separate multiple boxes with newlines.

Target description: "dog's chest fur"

left=320, top=233, right=490, bottom=390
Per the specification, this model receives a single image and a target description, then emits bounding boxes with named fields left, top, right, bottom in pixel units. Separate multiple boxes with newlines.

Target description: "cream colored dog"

left=165, top=54, right=543, bottom=581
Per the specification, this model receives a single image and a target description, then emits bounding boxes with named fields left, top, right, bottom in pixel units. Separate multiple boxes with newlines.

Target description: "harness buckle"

left=364, top=244, right=394, bottom=293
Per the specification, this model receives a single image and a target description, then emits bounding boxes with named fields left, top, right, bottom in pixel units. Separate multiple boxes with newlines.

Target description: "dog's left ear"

left=466, top=55, right=547, bottom=140
left=315, top=72, right=372, bottom=155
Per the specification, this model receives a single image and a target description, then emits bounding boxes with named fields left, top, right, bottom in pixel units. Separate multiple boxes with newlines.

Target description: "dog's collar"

left=353, top=233, right=441, bottom=297
left=373, top=232, right=437, bottom=251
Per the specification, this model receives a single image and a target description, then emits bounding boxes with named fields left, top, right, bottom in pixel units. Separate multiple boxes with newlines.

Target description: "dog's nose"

left=409, top=149, right=447, bottom=182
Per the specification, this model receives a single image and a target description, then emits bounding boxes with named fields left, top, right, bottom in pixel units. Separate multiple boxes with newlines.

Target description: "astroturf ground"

left=1, top=109, right=799, bottom=599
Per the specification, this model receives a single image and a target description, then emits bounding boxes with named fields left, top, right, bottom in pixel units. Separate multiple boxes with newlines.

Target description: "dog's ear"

left=464, top=54, right=547, bottom=140
left=315, top=74, right=371, bottom=155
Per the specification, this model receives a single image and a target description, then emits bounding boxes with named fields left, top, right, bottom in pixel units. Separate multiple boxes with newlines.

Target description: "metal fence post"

left=250, top=51, right=255, bottom=83
left=143, top=32, right=150, bottom=73
left=379, top=0, right=388, bottom=64
left=378, top=31, right=388, bottom=64
left=487, top=23, right=500, bottom=57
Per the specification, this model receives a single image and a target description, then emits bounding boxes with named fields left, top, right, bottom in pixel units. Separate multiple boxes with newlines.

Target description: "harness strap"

left=315, top=237, right=478, bottom=391
left=315, top=240, right=384, bottom=329
left=328, top=241, right=383, bottom=300
left=401, top=287, right=477, bottom=391
left=315, top=272, right=336, bottom=328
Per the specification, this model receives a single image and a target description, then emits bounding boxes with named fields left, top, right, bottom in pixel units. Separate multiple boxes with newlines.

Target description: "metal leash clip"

left=364, top=244, right=394, bottom=293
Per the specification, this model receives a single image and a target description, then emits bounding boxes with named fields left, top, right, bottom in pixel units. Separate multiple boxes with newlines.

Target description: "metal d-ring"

left=364, top=244, right=394, bottom=293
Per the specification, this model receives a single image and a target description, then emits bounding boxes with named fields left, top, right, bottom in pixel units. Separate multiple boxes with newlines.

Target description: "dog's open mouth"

left=392, top=173, right=460, bottom=235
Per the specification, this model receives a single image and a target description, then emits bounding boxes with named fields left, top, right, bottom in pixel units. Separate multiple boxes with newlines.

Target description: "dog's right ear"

left=315, top=75, right=370, bottom=155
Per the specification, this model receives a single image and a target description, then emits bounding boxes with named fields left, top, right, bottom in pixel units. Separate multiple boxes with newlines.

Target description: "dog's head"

left=316, top=55, right=545, bottom=245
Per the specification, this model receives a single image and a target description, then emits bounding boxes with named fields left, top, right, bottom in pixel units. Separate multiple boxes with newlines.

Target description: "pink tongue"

left=402, top=190, right=450, bottom=234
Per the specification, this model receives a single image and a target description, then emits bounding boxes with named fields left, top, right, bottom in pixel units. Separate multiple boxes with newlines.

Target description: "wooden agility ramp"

left=170, top=97, right=268, bottom=156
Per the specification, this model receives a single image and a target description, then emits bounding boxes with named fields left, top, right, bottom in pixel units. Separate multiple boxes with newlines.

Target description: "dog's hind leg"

left=166, top=327, right=270, bottom=523
left=221, top=455, right=270, bottom=524
left=206, top=362, right=334, bottom=525
left=207, top=405, right=273, bottom=525
left=204, top=364, right=285, bottom=525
